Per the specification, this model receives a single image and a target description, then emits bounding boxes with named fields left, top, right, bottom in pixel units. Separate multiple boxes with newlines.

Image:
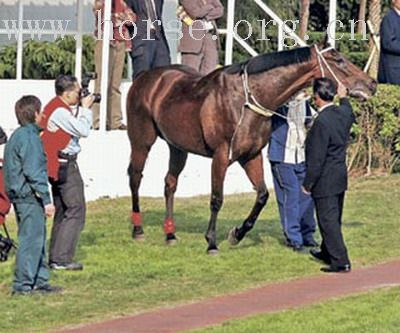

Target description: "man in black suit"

left=126, top=0, right=171, bottom=79
left=378, top=0, right=400, bottom=84
left=302, top=78, right=355, bottom=273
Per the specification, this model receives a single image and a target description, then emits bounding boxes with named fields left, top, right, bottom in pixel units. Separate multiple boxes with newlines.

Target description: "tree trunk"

left=357, top=0, right=367, bottom=34
left=299, top=0, right=310, bottom=40
left=368, top=0, right=381, bottom=79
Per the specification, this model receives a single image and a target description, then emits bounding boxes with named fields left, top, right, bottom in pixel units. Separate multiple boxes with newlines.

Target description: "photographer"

left=4, top=96, right=60, bottom=295
left=40, top=75, right=94, bottom=271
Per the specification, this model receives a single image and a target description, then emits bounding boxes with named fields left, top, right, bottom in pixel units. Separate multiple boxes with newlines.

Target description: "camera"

left=81, top=72, right=101, bottom=104
left=0, top=233, right=16, bottom=262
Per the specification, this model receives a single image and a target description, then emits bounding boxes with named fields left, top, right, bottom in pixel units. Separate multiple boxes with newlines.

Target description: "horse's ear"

left=318, top=34, right=331, bottom=48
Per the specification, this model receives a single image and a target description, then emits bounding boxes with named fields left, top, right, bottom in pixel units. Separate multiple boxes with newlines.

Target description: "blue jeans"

left=271, top=161, right=316, bottom=246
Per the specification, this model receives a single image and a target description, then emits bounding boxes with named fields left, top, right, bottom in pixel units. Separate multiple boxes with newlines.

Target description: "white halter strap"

left=314, top=45, right=344, bottom=86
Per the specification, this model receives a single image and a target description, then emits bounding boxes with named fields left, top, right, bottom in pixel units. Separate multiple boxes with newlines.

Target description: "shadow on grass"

left=344, top=221, right=365, bottom=228
left=129, top=206, right=285, bottom=249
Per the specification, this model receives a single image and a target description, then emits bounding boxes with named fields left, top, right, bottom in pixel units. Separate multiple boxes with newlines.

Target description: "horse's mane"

left=224, top=46, right=312, bottom=75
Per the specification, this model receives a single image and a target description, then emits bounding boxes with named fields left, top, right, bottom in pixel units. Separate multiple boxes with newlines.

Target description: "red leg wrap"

left=164, top=218, right=176, bottom=234
left=131, top=212, right=142, bottom=226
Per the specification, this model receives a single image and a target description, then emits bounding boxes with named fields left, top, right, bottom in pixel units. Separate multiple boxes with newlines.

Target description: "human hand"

left=45, top=204, right=55, bottom=218
left=81, top=95, right=95, bottom=109
left=301, top=186, right=311, bottom=195
left=337, top=84, right=348, bottom=98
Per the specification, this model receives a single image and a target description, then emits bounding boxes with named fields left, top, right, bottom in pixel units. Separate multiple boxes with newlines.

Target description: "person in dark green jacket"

left=4, top=95, right=62, bottom=295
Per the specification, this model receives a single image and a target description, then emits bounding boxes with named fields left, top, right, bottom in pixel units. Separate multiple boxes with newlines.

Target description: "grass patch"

left=191, top=287, right=400, bottom=333
left=0, top=175, right=399, bottom=332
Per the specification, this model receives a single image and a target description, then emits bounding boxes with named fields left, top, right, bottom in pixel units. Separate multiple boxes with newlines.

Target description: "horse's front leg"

left=164, top=145, right=188, bottom=245
left=228, top=153, right=269, bottom=245
left=206, top=146, right=229, bottom=254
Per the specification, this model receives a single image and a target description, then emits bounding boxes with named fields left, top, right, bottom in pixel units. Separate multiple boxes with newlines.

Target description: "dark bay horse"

left=126, top=39, right=376, bottom=253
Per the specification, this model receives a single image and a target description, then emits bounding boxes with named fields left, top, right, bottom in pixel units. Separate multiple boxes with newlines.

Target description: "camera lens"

left=93, top=94, right=101, bottom=104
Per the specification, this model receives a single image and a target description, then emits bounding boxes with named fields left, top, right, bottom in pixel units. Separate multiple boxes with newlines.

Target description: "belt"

left=58, top=152, right=77, bottom=162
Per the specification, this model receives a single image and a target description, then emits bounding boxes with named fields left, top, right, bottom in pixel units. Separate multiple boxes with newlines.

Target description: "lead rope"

left=314, top=45, right=345, bottom=87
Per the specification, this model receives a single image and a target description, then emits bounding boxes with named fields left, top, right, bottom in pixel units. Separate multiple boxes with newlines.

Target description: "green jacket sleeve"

left=18, top=135, right=51, bottom=205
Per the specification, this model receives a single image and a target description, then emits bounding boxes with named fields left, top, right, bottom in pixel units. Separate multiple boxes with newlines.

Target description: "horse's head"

left=312, top=38, right=377, bottom=101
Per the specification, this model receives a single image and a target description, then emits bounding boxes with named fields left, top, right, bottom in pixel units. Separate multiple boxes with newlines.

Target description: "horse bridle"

left=240, top=45, right=344, bottom=119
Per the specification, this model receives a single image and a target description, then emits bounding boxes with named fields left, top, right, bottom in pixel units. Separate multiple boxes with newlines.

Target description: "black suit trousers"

left=49, top=160, right=86, bottom=264
left=314, top=192, right=350, bottom=268
left=130, top=37, right=171, bottom=79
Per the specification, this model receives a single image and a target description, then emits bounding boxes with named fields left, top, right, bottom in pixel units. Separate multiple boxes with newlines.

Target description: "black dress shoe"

left=310, top=249, right=331, bottom=265
left=50, top=262, right=83, bottom=271
left=34, top=284, right=63, bottom=294
left=290, top=243, right=308, bottom=254
left=320, top=264, right=351, bottom=273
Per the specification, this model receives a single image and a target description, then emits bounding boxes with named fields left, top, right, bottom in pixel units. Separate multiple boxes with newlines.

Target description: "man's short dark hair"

left=15, top=95, right=41, bottom=126
left=55, top=75, right=78, bottom=96
left=313, top=78, right=337, bottom=102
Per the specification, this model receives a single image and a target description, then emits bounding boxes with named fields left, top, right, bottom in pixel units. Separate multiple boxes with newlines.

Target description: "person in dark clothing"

left=303, top=78, right=355, bottom=273
left=126, top=0, right=171, bottom=79
left=378, top=0, right=400, bottom=85
left=3, top=95, right=61, bottom=295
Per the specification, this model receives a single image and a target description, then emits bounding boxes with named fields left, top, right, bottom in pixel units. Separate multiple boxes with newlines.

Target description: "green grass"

left=191, top=287, right=400, bottom=333
left=0, top=175, right=399, bottom=332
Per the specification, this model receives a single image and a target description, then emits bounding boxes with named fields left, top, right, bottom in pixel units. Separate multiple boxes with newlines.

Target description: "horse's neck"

left=249, top=60, right=316, bottom=110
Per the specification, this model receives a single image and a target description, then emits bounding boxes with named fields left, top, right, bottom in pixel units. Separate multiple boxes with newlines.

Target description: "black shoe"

left=50, top=262, right=83, bottom=271
left=106, top=124, right=127, bottom=131
left=310, top=249, right=331, bottom=264
left=320, top=264, right=351, bottom=273
left=303, top=238, right=319, bottom=247
left=289, top=243, right=308, bottom=254
left=12, top=289, right=33, bottom=296
left=34, top=284, right=63, bottom=294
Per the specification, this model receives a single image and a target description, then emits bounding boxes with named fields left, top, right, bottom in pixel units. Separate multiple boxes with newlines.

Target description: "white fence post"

left=75, top=0, right=83, bottom=81
left=328, top=0, right=337, bottom=47
left=225, top=0, right=236, bottom=65
left=16, top=0, right=24, bottom=81
left=99, top=0, right=112, bottom=131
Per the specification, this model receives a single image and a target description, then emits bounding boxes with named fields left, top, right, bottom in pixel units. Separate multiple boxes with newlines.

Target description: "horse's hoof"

left=228, top=227, right=239, bottom=246
left=207, top=248, right=219, bottom=255
left=132, top=226, right=145, bottom=241
left=166, top=233, right=178, bottom=246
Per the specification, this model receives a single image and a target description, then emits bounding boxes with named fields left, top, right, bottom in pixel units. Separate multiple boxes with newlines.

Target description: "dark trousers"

left=13, top=201, right=49, bottom=292
left=49, top=160, right=86, bottom=264
left=130, top=37, right=170, bottom=79
left=314, top=192, right=350, bottom=268
left=271, top=162, right=316, bottom=245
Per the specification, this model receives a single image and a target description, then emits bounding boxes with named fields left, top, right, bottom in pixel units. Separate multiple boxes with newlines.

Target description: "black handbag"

left=0, top=224, right=17, bottom=262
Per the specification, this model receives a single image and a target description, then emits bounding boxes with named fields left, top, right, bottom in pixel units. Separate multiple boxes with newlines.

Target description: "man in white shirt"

left=268, top=92, right=318, bottom=252
left=40, top=75, right=94, bottom=271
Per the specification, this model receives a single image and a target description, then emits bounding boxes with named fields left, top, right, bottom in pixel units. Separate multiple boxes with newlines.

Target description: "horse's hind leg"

left=164, top=145, right=188, bottom=244
left=228, top=153, right=269, bottom=245
left=128, top=117, right=157, bottom=239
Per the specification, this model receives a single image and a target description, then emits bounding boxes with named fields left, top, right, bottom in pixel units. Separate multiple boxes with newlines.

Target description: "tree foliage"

left=348, top=84, right=400, bottom=175
left=0, top=36, right=95, bottom=79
